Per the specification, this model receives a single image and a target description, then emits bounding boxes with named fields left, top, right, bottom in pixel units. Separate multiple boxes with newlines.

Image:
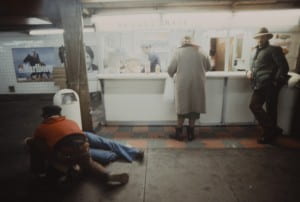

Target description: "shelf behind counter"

left=97, top=71, right=255, bottom=125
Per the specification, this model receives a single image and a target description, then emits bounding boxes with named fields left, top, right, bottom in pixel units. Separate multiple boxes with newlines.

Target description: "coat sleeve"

left=204, top=55, right=211, bottom=72
left=167, top=51, right=178, bottom=78
left=272, top=46, right=289, bottom=81
left=249, top=47, right=257, bottom=72
left=198, top=49, right=211, bottom=71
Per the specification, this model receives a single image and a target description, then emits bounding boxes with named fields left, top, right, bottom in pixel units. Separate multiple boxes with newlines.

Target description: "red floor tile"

left=114, top=132, right=132, bottom=139
left=202, top=139, right=225, bottom=148
left=166, top=139, right=186, bottom=148
left=227, top=127, right=244, bottom=132
left=164, top=126, right=175, bottom=133
left=215, top=132, right=233, bottom=138
left=100, top=126, right=118, bottom=133
left=132, top=126, right=149, bottom=133
left=148, top=132, right=165, bottom=138
left=198, top=127, right=212, bottom=133
left=276, top=137, right=300, bottom=149
left=98, top=126, right=300, bottom=150
left=239, top=138, right=266, bottom=148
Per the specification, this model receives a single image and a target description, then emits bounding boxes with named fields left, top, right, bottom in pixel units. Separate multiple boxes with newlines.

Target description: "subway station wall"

left=0, top=30, right=299, bottom=95
left=0, top=32, right=99, bottom=94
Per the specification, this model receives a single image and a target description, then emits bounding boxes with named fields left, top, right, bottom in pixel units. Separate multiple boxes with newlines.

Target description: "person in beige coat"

left=168, top=36, right=211, bottom=141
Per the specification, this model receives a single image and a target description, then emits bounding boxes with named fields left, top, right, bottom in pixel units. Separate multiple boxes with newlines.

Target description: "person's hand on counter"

left=246, top=70, right=253, bottom=79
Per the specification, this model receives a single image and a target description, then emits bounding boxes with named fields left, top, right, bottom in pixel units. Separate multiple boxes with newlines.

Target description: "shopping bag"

left=163, top=77, right=175, bottom=103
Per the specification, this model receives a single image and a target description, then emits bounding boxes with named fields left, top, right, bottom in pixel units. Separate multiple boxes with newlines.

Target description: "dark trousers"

left=27, top=138, right=109, bottom=181
left=27, top=139, right=48, bottom=174
left=249, top=84, right=281, bottom=136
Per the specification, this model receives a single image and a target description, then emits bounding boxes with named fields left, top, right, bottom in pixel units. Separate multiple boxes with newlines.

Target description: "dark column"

left=58, top=0, right=93, bottom=131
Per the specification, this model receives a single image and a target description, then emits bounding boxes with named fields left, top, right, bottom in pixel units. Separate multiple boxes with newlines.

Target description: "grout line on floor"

left=142, top=147, right=149, bottom=202
left=228, top=183, right=240, bottom=202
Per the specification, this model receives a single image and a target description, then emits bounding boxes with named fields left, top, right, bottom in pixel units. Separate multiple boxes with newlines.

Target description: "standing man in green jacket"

left=246, top=27, right=289, bottom=144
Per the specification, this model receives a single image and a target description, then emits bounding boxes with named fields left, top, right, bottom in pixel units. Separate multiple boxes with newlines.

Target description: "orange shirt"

left=34, top=116, right=84, bottom=148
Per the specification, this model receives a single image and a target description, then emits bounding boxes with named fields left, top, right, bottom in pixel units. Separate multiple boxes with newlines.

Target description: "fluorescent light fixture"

left=29, top=29, right=63, bottom=35
left=29, top=27, right=95, bottom=35
left=92, top=14, right=160, bottom=31
left=92, top=12, right=232, bottom=30
left=231, top=9, right=300, bottom=28
left=163, top=12, right=232, bottom=28
left=26, top=17, right=52, bottom=25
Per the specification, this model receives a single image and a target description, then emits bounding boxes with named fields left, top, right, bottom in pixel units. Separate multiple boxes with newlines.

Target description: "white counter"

left=97, top=71, right=254, bottom=125
left=97, top=71, right=246, bottom=79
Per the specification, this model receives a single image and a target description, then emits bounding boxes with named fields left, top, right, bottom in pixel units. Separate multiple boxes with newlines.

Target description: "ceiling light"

left=29, top=27, right=95, bottom=35
left=231, top=9, right=300, bottom=28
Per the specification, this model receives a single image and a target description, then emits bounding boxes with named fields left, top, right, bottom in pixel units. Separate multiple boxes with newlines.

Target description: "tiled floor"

left=97, top=126, right=300, bottom=149
left=1, top=96, right=300, bottom=202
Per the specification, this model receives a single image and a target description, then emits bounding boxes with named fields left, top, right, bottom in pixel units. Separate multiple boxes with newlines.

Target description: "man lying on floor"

left=84, top=131, right=144, bottom=165
left=24, top=105, right=144, bottom=184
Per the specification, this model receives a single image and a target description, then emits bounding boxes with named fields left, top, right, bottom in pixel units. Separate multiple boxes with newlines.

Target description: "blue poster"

left=12, top=47, right=60, bottom=82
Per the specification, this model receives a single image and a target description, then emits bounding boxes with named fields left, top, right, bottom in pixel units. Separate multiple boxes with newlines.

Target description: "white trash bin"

left=53, top=89, right=82, bottom=129
left=277, top=73, right=300, bottom=135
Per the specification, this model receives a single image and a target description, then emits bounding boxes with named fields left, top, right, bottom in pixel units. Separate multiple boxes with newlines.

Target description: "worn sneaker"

left=108, top=173, right=129, bottom=185
left=135, top=150, right=144, bottom=162
left=24, top=137, right=33, bottom=145
left=257, top=135, right=276, bottom=144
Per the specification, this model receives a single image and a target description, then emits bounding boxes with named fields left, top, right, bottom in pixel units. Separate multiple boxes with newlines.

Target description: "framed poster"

left=12, top=47, right=60, bottom=82
left=59, top=45, right=99, bottom=74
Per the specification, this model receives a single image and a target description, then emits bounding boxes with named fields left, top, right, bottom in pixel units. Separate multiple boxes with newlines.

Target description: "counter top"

left=97, top=73, right=168, bottom=79
left=206, top=71, right=246, bottom=78
left=97, top=71, right=247, bottom=79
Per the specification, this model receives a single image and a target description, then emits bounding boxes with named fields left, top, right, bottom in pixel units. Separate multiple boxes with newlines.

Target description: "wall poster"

left=12, top=47, right=60, bottom=82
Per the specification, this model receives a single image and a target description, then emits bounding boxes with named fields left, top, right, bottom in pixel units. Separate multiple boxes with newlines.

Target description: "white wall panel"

left=0, top=32, right=97, bottom=94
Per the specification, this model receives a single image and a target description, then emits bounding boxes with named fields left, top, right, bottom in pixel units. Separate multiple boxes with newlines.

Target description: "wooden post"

left=58, top=0, right=93, bottom=131
left=296, top=45, right=300, bottom=74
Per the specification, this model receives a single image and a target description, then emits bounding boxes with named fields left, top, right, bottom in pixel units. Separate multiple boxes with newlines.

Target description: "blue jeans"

left=84, top=132, right=140, bottom=164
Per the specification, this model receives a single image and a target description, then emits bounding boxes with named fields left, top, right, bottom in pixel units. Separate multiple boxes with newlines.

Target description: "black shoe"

left=135, top=150, right=144, bottom=162
left=169, top=127, right=183, bottom=141
left=187, top=126, right=195, bottom=141
left=274, top=127, right=283, bottom=136
left=257, top=135, right=275, bottom=144
left=258, top=126, right=281, bottom=144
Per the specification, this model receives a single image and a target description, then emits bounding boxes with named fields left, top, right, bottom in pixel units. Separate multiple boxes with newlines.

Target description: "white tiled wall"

left=0, top=33, right=61, bottom=94
left=0, top=30, right=299, bottom=95
left=0, top=32, right=98, bottom=94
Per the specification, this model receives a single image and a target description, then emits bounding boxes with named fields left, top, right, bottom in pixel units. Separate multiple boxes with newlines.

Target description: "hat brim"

left=253, top=33, right=273, bottom=39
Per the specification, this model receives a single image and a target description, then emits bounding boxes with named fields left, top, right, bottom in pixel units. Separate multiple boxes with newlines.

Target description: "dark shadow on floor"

left=1, top=95, right=300, bottom=202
